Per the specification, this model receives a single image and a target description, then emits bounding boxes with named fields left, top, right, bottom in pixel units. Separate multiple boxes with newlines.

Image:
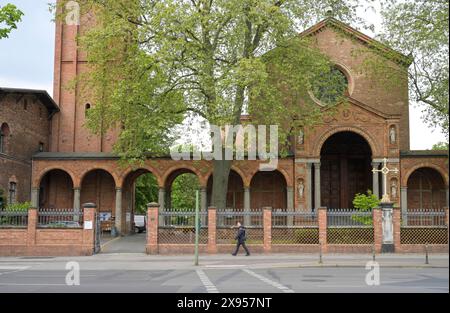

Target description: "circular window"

left=311, top=67, right=348, bottom=106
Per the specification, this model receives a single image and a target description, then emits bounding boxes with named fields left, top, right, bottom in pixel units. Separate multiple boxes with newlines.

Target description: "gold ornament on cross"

left=372, top=158, right=399, bottom=203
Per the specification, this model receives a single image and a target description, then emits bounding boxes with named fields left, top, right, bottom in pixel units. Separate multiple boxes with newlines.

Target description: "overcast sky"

left=0, top=0, right=447, bottom=149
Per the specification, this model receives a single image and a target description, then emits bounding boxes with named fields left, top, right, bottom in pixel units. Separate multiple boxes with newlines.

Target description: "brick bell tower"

left=51, top=1, right=117, bottom=153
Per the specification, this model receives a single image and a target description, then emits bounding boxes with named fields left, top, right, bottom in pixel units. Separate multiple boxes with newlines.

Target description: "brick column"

left=318, top=207, right=327, bottom=253
left=373, top=208, right=382, bottom=253
left=263, top=207, right=272, bottom=253
left=82, top=203, right=96, bottom=256
left=146, top=202, right=159, bottom=254
left=207, top=207, right=217, bottom=254
left=393, top=207, right=401, bottom=252
left=27, top=208, right=37, bottom=248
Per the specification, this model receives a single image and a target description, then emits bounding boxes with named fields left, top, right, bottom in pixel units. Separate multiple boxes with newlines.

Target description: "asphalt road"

left=0, top=258, right=447, bottom=293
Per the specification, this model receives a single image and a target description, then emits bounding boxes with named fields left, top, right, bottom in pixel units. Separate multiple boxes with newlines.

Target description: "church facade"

left=10, top=17, right=446, bottom=236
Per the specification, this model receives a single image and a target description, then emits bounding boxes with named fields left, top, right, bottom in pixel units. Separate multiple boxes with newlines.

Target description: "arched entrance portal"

left=250, top=170, right=287, bottom=210
left=407, top=167, right=447, bottom=210
left=39, top=169, right=74, bottom=209
left=320, top=131, right=372, bottom=209
left=122, top=169, right=159, bottom=234
left=164, top=170, right=200, bottom=211
left=207, top=170, right=244, bottom=210
left=80, top=169, right=116, bottom=237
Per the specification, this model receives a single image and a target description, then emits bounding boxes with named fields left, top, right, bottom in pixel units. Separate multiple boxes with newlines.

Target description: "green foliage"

left=134, top=174, right=159, bottom=214
left=353, top=190, right=380, bottom=211
left=0, top=3, right=23, bottom=39
left=352, top=190, right=379, bottom=225
left=170, top=174, right=200, bottom=210
left=5, top=201, right=31, bottom=212
left=432, top=142, right=449, bottom=151
left=379, top=0, right=449, bottom=140
left=56, top=0, right=373, bottom=163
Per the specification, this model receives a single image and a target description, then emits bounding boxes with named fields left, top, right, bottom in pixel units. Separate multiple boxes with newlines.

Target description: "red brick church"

left=1, top=16, right=448, bottom=237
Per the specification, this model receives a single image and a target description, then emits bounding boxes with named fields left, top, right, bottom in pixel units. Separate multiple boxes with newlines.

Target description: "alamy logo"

left=65, top=261, right=80, bottom=286
left=170, top=125, right=279, bottom=171
left=365, top=261, right=380, bottom=286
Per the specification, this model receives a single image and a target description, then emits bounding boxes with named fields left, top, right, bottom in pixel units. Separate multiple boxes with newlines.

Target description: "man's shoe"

left=246, top=254, right=250, bottom=256
left=232, top=253, right=237, bottom=256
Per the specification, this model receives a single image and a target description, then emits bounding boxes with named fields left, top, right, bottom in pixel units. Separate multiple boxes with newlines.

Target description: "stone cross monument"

left=372, top=158, right=399, bottom=253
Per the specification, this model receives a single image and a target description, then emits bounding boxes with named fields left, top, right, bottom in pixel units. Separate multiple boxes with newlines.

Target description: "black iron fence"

left=0, top=210, right=28, bottom=228
left=38, top=208, right=83, bottom=229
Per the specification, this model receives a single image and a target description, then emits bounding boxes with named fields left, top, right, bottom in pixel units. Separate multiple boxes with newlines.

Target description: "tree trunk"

left=211, top=151, right=232, bottom=211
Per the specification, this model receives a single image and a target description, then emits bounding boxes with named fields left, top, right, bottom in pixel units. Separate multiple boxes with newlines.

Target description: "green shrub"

left=5, top=201, right=31, bottom=212
left=352, top=190, right=379, bottom=225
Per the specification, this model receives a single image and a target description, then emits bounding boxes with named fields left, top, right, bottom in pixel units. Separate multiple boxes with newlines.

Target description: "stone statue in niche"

left=390, top=126, right=396, bottom=144
left=390, top=179, right=398, bottom=199
left=298, top=129, right=304, bottom=145
left=297, top=179, right=305, bottom=200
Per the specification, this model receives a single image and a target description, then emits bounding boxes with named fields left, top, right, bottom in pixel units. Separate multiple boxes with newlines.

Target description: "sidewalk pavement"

left=0, top=253, right=448, bottom=270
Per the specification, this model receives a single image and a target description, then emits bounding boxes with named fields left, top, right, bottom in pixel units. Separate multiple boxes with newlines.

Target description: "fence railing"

left=272, top=211, right=318, bottom=227
left=158, top=211, right=208, bottom=244
left=38, top=208, right=83, bottom=229
left=327, top=209, right=374, bottom=244
left=401, top=209, right=448, bottom=245
left=159, top=211, right=208, bottom=227
left=0, top=210, right=28, bottom=228
left=216, top=210, right=263, bottom=227
left=402, top=209, right=447, bottom=227
left=272, top=211, right=319, bottom=244
left=327, top=208, right=373, bottom=227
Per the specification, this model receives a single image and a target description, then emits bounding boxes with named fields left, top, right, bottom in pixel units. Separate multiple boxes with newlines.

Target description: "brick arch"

left=34, top=167, right=77, bottom=188
left=312, top=126, right=379, bottom=157
left=204, top=166, right=248, bottom=188
left=248, top=168, right=291, bottom=187
left=402, top=163, right=449, bottom=188
left=162, top=165, right=205, bottom=188
left=79, top=167, right=120, bottom=188
left=119, top=166, right=163, bottom=188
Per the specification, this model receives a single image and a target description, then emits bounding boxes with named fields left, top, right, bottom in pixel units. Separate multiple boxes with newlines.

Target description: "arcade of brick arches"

left=29, top=16, right=448, bottom=236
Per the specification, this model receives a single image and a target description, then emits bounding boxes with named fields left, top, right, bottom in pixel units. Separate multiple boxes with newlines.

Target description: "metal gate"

left=94, top=212, right=101, bottom=254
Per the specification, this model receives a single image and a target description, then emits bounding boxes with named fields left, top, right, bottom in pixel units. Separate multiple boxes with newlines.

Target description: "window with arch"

left=8, top=182, right=17, bottom=205
left=311, top=66, right=349, bottom=106
left=0, top=123, right=10, bottom=154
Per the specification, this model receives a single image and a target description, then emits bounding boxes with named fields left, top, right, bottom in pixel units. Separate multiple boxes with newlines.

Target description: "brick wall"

left=0, top=207, right=95, bottom=257
left=0, top=94, right=52, bottom=203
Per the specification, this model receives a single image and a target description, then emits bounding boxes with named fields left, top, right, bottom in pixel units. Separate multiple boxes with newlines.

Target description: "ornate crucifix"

left=372, top=158, right=399, bottom=203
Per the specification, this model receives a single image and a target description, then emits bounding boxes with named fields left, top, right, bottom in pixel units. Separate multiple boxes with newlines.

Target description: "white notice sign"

left=84, top=221, right=93, bottom=230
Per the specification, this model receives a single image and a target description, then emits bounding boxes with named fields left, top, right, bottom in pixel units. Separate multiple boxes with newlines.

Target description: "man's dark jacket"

left=235, top=226, right=247, bottom=243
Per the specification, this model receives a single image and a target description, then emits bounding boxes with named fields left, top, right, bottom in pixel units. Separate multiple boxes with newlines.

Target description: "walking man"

left=232, top=222, right=250, bottom=256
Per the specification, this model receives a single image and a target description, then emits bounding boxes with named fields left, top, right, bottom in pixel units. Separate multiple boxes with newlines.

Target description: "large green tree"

left=379, top=0, right=449, bottom=142
left=0, top=3, right=23, bottom=39
left=58, top=0, right=368, bottom=210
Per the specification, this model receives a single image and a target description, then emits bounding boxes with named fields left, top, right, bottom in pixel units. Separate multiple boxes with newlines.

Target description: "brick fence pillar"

left=82, top=203, right=96, bottom=256
left=146, top=202, right=159, bottom=254
left=27, top=208, right=37, bottom=248
left=263, top=207, right=272, bottom=253
left=393, top=207, right=401, bottom=252
left=318, top=207, right=327, bottom=253
left=373, top=208, right=382, bottom=253
left=207, top=207, right=217, bottom=254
